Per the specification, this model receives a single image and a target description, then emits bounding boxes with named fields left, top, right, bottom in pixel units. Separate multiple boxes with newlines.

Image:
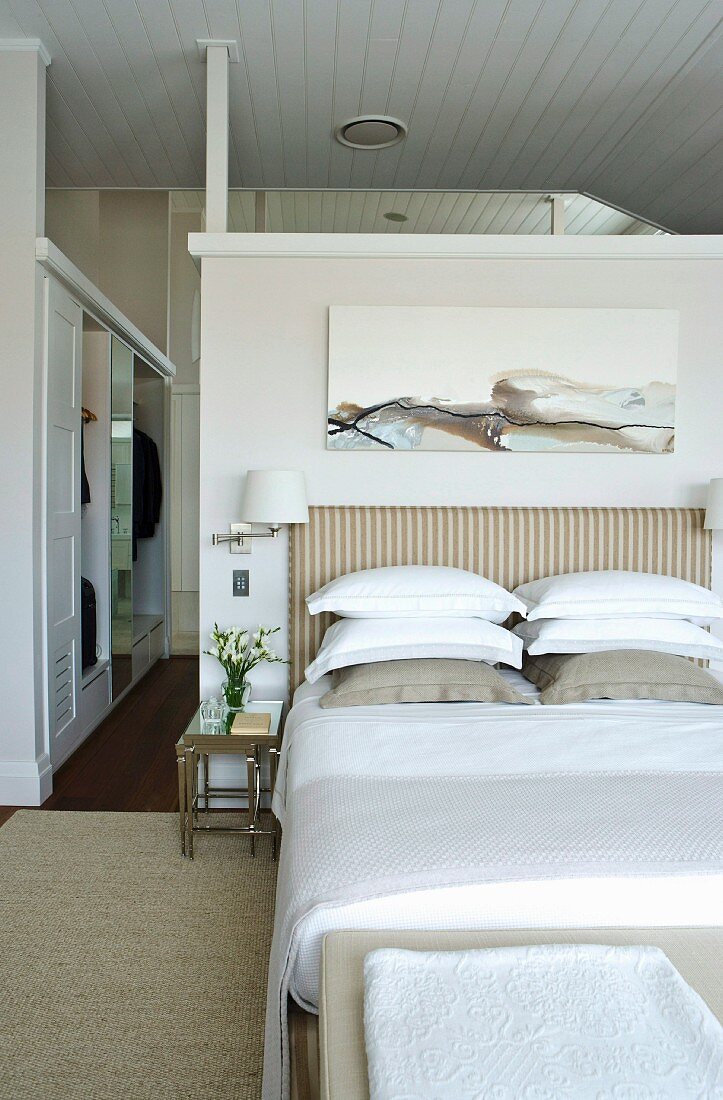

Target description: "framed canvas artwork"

left=327, top=306, right=678, bottom=453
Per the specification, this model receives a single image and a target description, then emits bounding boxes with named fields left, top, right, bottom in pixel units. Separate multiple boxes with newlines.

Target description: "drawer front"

left=81, top=668, right=110, bottom=731
left=149, top=622, right=165, bottom=663
left=132, top=634, right=150, bottom=679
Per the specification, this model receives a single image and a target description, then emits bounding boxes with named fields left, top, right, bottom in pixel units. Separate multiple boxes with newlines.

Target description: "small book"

left=230, top=711, right=272, bottom=736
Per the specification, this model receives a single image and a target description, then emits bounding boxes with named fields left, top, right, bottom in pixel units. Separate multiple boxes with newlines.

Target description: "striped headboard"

left=289, top=507, right=710, bottom=692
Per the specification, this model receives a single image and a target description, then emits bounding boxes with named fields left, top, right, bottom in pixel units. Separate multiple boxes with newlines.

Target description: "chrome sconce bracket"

left=211, top=524, right=280, bottom=553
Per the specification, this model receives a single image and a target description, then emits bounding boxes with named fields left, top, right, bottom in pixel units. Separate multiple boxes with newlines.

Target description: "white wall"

left=45, top=190, right=100, bottom=283
left=198, top=245, right=723, bottom=701
left=169, top=211, right=202, bottom=386
left=168, top=211, right=201, bottom=645
left=98, top=192, right=169, bottom=354
left=45, top=190, right=169, bottom=353
left=0, top=46, right=51, bottom=802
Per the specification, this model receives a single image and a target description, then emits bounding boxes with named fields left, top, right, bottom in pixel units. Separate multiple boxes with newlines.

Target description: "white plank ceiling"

left=3, top=0, right=721, bottom=232
left=171, top=188, right=661, bottom=234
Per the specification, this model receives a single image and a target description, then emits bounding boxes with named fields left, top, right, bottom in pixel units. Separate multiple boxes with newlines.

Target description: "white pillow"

left=305, top=617, right=523, bottom=683
left=513, top=616, right=723, bottom=662
left=307, top=565, right=526, bottom=623
left=514, top=570, right=723, bottom=626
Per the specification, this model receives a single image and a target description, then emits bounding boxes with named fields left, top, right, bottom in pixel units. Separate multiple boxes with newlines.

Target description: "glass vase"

left=222, top=678, right=251, bottom=713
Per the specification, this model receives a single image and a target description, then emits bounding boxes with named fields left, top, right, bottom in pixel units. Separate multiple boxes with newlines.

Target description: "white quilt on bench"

left=363, top=944, right=723, bottom=1098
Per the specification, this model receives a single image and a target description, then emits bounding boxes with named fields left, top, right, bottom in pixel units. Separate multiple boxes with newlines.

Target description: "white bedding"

left=275, top=671, right=723, bottom=819
left=274, top=672, right=723, bottom=1011
left=264, top=671, right=723, bottom=1100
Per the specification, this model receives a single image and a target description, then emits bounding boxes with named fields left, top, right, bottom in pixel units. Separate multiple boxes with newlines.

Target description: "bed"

left=263, top=506, right=723, bottom=1100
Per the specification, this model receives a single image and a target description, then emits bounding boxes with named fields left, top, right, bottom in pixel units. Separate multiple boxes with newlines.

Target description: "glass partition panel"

left=259, top=190, right=664, bottom=234
left=170, top=189, right=665, bottom=235
left=110, top=336, right=133, bottom=700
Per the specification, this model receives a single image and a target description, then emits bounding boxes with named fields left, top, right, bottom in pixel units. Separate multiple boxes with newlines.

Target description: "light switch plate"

left=233, top=569, right=250, bottom=597
left=229, top=522, right=252, bottom=554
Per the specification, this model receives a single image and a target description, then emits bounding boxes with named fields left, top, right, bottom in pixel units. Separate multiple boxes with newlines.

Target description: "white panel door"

left=171, top=393, right=183, bottom=592
left=171, top=391, right=200, bottom=592
left=46, top=277, right=83, bottom=767
left=181, top=393, right=200, bottom=593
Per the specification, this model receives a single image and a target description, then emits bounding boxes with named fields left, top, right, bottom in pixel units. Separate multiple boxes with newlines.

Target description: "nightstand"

left=176, top=700, right=283, bottom=860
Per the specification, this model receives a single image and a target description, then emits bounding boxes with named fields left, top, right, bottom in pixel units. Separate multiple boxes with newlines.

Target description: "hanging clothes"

left=140, top=431, right=162, bottom=535
left=80, top=423, right=91, bottom=505
left=132, top=428, right=162, bottom=560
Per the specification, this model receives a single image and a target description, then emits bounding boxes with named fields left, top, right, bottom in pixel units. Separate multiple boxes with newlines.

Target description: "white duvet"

left=264, top=671, right=723, bottom=1100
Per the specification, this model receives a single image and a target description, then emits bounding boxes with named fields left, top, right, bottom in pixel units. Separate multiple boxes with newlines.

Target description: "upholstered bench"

left=317, top=927, right=723, bottom=1100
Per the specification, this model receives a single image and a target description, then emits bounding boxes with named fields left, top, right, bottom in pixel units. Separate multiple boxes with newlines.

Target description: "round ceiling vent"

left=335, top=115, right=407, bottom=150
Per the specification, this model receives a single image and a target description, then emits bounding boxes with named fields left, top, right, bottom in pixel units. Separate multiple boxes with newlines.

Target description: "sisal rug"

left=0, top=810, right=278, bottom=1100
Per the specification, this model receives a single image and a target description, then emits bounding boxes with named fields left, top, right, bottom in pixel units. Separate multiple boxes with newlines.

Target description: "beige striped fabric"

left=289, top=507, right=710, bottom=692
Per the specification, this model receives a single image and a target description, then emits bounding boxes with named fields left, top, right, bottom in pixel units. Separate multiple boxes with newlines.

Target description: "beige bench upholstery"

left=318, top=927, right=723, bottom=1100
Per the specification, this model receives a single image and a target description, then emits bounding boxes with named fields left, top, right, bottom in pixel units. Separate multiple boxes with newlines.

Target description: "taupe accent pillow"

left=523, top=649, right=723, bottom=705
left=319, top=659, right=534, bottom=708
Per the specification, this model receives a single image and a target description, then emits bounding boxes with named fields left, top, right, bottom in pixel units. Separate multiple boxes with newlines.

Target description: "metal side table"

left=176, top=700, right=283, bottom=860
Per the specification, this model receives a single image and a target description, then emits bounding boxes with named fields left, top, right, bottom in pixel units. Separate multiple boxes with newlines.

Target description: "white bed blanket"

left=263, top=674, right=723, bottom=1100
left=363, top=944, right=723, bottom=1099
left=273, top=673, right=723, bottom=820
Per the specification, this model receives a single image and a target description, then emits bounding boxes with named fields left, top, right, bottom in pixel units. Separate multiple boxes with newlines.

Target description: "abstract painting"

left=327, top=307, right=678, bottom=453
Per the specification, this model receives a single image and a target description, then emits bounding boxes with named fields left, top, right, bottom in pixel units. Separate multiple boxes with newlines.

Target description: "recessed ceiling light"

left=335, top=115, right=407, bottom=150
left=383, top=211, right=408, bottom=222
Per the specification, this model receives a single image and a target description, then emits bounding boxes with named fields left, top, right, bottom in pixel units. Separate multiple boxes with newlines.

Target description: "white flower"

left=205, top=622, right=285, bottom=673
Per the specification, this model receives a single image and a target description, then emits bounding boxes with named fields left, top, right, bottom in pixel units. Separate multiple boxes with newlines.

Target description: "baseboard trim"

left=0, top=753, right=52, bottom=806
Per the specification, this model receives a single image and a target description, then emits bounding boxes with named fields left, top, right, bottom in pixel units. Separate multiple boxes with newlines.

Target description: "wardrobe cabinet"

left=45, top=278, right=84, bottom=769
left=40, top=245, right=174, bottom=775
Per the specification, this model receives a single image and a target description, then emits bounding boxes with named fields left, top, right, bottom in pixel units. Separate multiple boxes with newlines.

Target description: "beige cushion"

left=523, top=649, right=723, bottom=705
left=319, top=658, right=533, bottom=708
left=319, top=928, right=723, bottom=1100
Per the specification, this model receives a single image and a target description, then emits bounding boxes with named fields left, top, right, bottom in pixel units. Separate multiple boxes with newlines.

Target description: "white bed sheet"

left=275, top=672, right=723, bottom=1011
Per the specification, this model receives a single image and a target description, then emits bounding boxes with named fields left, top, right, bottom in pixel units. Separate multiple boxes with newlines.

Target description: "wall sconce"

left=212, top=469, right=308, bottom=551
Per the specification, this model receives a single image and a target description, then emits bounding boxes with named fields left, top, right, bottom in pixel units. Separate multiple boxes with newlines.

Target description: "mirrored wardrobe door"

left=110, top=336, right=133, bottom=700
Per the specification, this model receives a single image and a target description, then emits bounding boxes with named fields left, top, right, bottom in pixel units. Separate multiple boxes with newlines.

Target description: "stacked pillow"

left=512, top=570, right=723, bottom=705
left=304, top=565, right=530, bottom=707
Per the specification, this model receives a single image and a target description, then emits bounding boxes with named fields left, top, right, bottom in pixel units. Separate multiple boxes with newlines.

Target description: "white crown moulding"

left=0, top=38, right=51, bottom=66
left=187, top=233, right=723, bottom=263
left=196, top=39, right=240, bottom=63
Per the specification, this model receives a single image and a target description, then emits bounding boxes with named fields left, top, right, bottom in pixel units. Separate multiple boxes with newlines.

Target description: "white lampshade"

left=704, top=478, right=723, bottom=530
left=239, top=470, right=308, bottom=526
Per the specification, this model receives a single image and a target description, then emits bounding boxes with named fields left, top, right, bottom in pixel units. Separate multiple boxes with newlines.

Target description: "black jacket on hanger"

left=81, top=423, right=91, bottom=505
left=132, top=428, right=162, bottom=560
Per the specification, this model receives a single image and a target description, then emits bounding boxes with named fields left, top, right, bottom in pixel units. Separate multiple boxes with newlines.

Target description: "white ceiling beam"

left=197, top=40, right=239, bottom=234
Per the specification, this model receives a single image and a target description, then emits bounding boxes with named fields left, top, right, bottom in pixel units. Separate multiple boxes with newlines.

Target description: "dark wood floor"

left=0, top=656, right=198, bottom=829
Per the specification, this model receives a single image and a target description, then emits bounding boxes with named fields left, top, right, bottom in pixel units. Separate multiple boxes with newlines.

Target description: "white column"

left=204, top=43, right=230, bottom=233
left=0, top=40, right=52, bottom=804
left=549, top=195, right=566, bottom=235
